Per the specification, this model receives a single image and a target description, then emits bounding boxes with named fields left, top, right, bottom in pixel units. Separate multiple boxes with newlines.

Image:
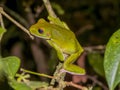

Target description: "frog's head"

left=29, top=19, right=51, bottom=40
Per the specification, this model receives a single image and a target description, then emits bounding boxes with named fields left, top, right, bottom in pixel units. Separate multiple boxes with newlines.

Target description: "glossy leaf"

left=104, top=29, right=120, bottom=90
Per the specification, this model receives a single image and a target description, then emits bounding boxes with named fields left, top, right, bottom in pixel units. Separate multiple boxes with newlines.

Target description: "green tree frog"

left=29, top=17, right=85, bottom=75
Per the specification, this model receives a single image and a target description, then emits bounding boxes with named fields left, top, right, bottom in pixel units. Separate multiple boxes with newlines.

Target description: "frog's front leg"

left=47, top=40, right=65, bottom=61
left=63, top=51, right=85, bottom=75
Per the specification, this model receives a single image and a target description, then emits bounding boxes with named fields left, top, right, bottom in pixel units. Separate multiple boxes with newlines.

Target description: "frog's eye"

left=38, top=29, right=44, bottom=34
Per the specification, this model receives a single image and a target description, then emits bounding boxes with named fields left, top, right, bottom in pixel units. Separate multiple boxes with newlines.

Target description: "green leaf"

left=27, top=81, right=48, bottom=89
left=2, top=56, right=20, bottom=79
left=0, top=27, right=6, bottom=40
left=88, top=52, right=104, bottom=77
left=104, top=29, right=120, bottom=90
left=9, top=79, right=32, bottom=90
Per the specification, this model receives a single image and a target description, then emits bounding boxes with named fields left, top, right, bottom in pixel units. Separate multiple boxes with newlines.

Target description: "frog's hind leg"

left=63, top=51, right=85, bottom=75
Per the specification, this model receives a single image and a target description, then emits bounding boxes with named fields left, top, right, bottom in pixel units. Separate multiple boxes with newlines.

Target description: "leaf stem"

left=21, top=68, right=54, bottom=79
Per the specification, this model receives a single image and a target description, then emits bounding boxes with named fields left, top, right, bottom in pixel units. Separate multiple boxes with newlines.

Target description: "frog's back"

left=49, top=24, right=81, bottom=54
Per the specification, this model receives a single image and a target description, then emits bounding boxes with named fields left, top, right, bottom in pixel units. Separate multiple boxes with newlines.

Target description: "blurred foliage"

left=0, top=56, right=48, bottom=90
left=0, top=27, right=6, bottom=41
left=88, top=52, right=104, bottom=77
left=0, top=0, right=120, bottom=90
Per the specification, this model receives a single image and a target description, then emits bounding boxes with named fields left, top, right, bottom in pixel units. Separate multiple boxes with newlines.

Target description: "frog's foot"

left=60, top=68, right=67, bottom=73
left=60, top=68, right=85, bottom=75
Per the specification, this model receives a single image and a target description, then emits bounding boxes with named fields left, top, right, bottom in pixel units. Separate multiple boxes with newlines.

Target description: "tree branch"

left=0, top=7, right=34, bottom=39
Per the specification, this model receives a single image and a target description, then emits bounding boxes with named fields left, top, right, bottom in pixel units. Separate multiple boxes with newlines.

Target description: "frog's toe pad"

left=60, top=69, right=67, bottom=73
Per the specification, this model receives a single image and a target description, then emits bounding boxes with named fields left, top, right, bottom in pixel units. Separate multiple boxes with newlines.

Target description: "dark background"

left=0, top=0, right=120, bottom=90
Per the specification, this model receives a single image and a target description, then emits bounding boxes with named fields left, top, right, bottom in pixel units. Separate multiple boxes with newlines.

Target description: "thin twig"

left=42, top=0, right=57, bottom=17
left=35, top=5, right=45, bottom=18
left=87, top=75, right=108, bottom=90
left=0, top=7, right=34, bottom=39
left=3, top=6, right=29, bottom=28
left=0, top=13, right=5, bottom=29
left=66, top=81, right=88, bottom=90
left=75, top=24, right=94, bottom=36
left=21, top=68, right=54, bottom=79
left=84, top=45, right=105, bottom=53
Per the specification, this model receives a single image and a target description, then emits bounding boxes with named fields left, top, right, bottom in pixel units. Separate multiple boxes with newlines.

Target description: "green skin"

left=29, top=18, right=85, bottom=75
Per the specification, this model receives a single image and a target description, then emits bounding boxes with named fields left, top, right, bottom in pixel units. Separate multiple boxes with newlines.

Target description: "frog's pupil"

left=38, top=29, right=43, bottom=33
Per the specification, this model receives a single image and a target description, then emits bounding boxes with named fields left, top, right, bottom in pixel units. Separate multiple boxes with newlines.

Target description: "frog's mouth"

left=30, top=31, right=51, bottom=40
left=34, top=34, right=51, bottom=40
